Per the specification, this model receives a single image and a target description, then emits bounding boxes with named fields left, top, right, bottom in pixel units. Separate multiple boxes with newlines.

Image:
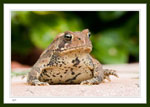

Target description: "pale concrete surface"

left=11, top=63, right=140, bottom=97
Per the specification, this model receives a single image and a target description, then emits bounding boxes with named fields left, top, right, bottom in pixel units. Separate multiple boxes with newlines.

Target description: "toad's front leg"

left=27, top=67, right=49, bottom=86
left=103, top=69, right=119, bottom=82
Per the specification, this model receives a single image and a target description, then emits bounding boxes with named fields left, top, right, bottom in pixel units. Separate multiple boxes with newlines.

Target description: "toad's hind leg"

left=80, top=69, right=119, bottom=85
left=27, top=68, right=49, bottom=86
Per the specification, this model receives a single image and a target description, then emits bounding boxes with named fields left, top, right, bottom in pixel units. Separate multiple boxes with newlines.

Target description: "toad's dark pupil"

left=64, top=33, right=72, bottom=40
left=88, top=32, right=91, bottom=38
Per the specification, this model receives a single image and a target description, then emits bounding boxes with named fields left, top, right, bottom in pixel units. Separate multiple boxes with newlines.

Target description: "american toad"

left=27, top=29, right=118, bottom=85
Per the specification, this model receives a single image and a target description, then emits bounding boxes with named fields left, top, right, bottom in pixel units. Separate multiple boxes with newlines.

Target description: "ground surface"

left=11, top=63, right=140, bottom=97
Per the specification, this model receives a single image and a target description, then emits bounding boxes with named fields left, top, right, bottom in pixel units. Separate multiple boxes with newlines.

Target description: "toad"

left=27, top=29, right=118, bottom=85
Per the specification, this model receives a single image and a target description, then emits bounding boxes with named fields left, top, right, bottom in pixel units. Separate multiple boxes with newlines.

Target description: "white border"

left=4, top=4, right=147, bottom=104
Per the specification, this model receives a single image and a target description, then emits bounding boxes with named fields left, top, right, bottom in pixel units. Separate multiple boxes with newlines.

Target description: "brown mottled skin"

left=27, top=29, right=118, bottom=86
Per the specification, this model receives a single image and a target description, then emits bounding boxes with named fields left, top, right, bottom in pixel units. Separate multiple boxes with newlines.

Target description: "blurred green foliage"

left=11, top=11, right=139, bottom=64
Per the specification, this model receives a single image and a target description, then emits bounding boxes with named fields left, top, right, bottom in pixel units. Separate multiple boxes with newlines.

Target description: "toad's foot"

left=28, top=79, right=49, bottom=86
left=80, top=76, right=102, bottom=85
left=104, top=69, right=119, bottom=82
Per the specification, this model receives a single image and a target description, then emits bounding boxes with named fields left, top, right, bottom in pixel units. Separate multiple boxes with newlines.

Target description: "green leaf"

left=91, top=29, right=129, bottom=64
left=30, top=24, right=56, bottom=49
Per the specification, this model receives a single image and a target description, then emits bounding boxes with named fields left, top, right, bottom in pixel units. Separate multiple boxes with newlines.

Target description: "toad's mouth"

left=59, top=46, right=92, bottom=54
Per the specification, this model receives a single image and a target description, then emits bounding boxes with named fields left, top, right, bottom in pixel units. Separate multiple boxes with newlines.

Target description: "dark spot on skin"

left=60, top=75, right=63, bottom=78
left=52, top=75, right=56, bottom=77
left=65, top=73, right=81, bottom=83
left=71, top=72, right=75, bottom=75
left=72, top=60, right=75, bottom=63
left=43, top=69, right=47, bottom=74
left=70, top=68, right=74, bottom=75
left=90, top=69, right=94, bottom=72
left=46, top=49, right=51, bottom=54
left=70, top=68, right=73, bottom=71
left=78, top=38, right=81, bottom=40
left=59, top=64, right=62, bottom=67
left=56, top=73, right=60, bottom=75
left=90, top=69, right=94, bottom=77
left=40, top=73, right=43, bottom=77
left=78, top=66, right=82, bottom=68
left=62, top=61, right=66, bottom=65
left=43, top=79, right=49, bottom=82
left=38, top=77, right=42, bottom=81
left=64, top=70, right=68, bottom=74
left=64, top=71, right=67, bottom=74
left=72, top=57, right=80, bottom=67
left=45, top=73, right=50, bottom=77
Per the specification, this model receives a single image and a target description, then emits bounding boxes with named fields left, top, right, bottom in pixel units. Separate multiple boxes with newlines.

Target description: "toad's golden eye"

left=87, top=32, right=91, bottom=38
left=64, top=33, right=72, bottom=41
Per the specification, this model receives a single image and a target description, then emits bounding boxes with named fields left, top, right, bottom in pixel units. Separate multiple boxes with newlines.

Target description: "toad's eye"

left=64, top=33, right=72, bottom=41
left=87, top=32, right=91, bottom=38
